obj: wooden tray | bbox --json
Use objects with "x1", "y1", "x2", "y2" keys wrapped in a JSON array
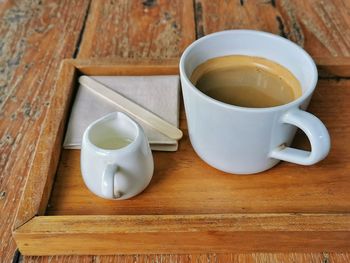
[{"x1": 13, "y1": 58, "x2": 350, "y2": 255}]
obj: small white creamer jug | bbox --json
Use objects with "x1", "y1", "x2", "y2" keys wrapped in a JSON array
[{"x1": 81, "y1": 112, "x2": 154, "y2": 200}]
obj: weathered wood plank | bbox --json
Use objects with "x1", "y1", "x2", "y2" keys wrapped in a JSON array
[
  {"x1": 19, "y1": 0, "x2": 350, "y2": 261},
  {"x1": 195, "y1": 0, "x2": 350, "y2": 59},
  {"x1": 24, "y1": 253, "x2": 350, "y2": 263},
  {"x1": 78, "y1": 0, "x2": 195, "y2": 58},
  {"x1": 0, "y1": 0, "x2": 90, "y2": 262}
]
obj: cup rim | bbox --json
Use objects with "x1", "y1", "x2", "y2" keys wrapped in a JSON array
[
  {"x1": 179, "y1": 29, "x2": 318, "y2": 113},
  {"x1": 84, "y1": 111, "x2": 141, "y2": 154}
]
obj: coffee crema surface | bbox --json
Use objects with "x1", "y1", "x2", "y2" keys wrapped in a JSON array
[{"x1": 190, "y1": 55, "x2": 302, "y2": 108}]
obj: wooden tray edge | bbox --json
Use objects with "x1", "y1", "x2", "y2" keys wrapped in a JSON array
[
  {"x1": 50, "y1": 56, "x2": 350, "y2": 77},
  {"x1": 314, "y1": 57, "x2": 350, "y2": 77},
  {"x1": 14, "y1": 213, "x2": 350, "y2": 255},
  {"x1": 13, "y1": 59, "x2": 78, "y2": 230}
]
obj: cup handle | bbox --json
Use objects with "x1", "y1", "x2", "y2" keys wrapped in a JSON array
[
  {"x1": 102, "y1": 164, "x2": 123, "y2": 199},
  {"x1": 269, "y1": 108, "x2": 330, "y2": 165}
]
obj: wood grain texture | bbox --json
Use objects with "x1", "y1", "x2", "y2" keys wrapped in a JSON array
[
  {"x1": 316, "y1": 57, "x2": 350, "y2": 77},
  {"x1": 17, "y1": 214, "x2": 350, "y2": 233},
  {"x1": 13, "y1": 60, "x2": 77, "y2": 230},
  {"x1": 46, "y1": 79, "x2": 350, "y2": 216},
  {"x1": 78, "y1": 0, "x2": 195, "y2": 59},
  {"x1": 13, "y1": 214, "x2": 350, "y2": 255},
  {"x1": 22, "y1": 253, "x2": 350, "y2": 263},
  {"x1": 0, "y1": 1, "x2": 90, "y2": 262},
  {"x1": 12, "y1": 0, "x2": 350, "y2": 261},
  {"x1": 23, "y1": 256, "x2": 92, "y2": 263},
  {"x1": 195, "y1": 0, "x2": 350, "y2": 75},
  {"x1": 71, "y1": 57, "x2": 180, "y2": 75}
]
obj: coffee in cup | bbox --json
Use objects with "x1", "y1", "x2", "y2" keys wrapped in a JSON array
[{"x1": 190, "y1": 55, "x2": 302, "y2": 108}]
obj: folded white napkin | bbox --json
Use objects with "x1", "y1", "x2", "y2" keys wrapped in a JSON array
[{"x1": 63, "y1": 75, "x2": 180, "y2": 151}]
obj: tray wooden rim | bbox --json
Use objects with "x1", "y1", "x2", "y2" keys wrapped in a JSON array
[{"x1": 13, "y1": 58, "x2": 350, "y2": 255}]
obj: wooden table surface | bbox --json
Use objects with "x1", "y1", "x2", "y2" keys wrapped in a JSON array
[{"x1": 1, "y1": 0, "x2": 350, "y2": 262}]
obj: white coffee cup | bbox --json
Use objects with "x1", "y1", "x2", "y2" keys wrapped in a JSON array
[
  {"x1": 81, "y1": 112, "x2": 154, "y2": 199},
  {"x1": 180, "y1": 30, "x2": 330, "y2": 174}
]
